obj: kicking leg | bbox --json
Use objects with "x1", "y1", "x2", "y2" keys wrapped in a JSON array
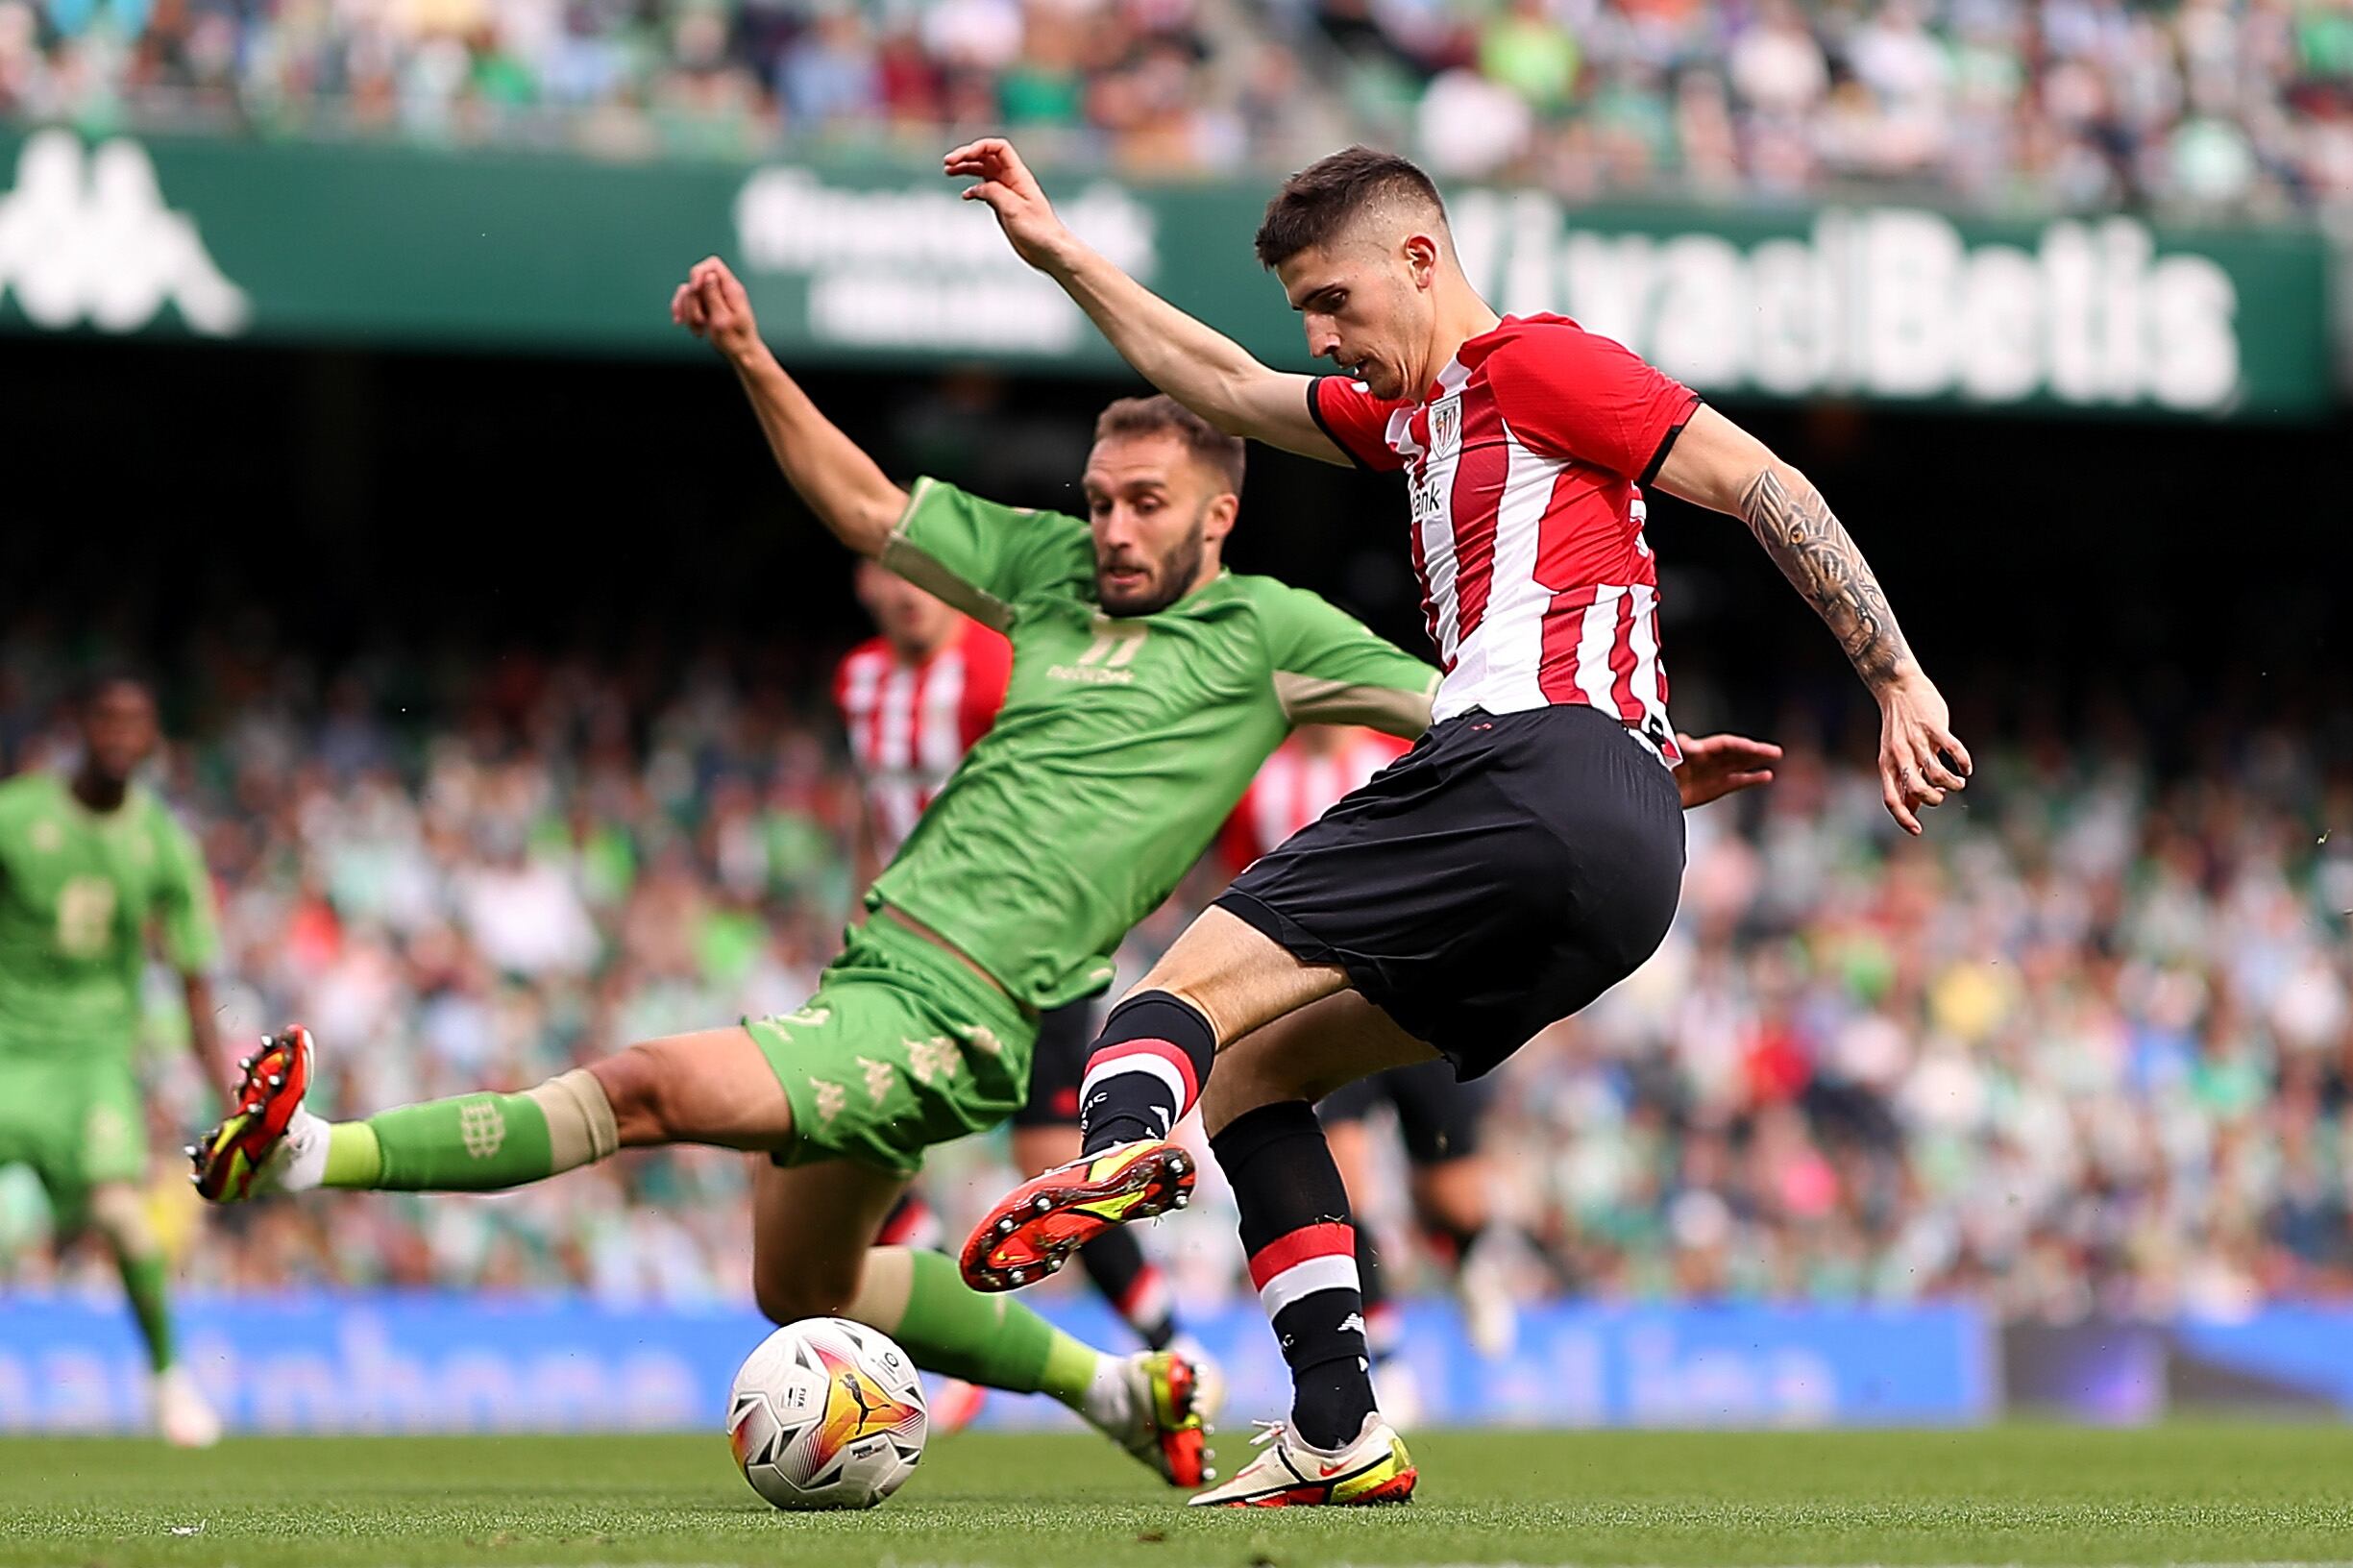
[
  {"x1": 193, "y1": 1024, "x2": 790, "y2": 1201},
  {"x1": 962, "y1": 908, "x2": 1345, "y2": 1289},
  {"x1": 751, "y1": 1157, "x2": 1210, "y2": 1486}
]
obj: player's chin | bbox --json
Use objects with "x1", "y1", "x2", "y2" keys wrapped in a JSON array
[{"x1": 1096, "y1": 577, "x2": 1160, "y2": 617}]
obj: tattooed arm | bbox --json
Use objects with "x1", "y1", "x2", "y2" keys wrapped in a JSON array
[{"x1": 1654, "y1": 405, "x2": 1972, "y2": 835}]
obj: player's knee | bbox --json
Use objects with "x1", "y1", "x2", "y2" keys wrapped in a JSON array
[
  {"x1": 85, "y1": 1184, "x2": 157, "y2": 1259},
  {"x1": 1200, "y1": 1059, "x2": 1289, "y2": 1137}
]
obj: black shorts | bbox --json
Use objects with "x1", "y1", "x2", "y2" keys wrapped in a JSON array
[
  {"x1": 1318, "y1": 1057, "x2": 1494, "y2": 1164},
  {"x1": 1216, "y1": 703, "x2": 1685, "y2": 1080},
  {"x1": 1013, "y1": 999, "x2": 1099, "y2": 1128}
]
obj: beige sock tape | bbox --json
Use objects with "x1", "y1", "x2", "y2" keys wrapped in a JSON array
[
  {"x1": 527, "y1": 1068, "x2": 621, "y2": 1172},
  {"x1": 839, "y1": 1244, "x2": 916, "y2": 1334}
]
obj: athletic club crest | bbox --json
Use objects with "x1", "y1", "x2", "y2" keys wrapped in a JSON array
[{"x1": 1429, "y1": 396, "x2": 1462, "y2": 458}]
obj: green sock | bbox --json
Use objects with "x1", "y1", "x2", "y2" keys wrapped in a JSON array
[
  {"x1": 118, "y1": 1253, "x2": 176, "y2": 1374},
  {"x1": 351, "y1": 1091, "x2": 557, "y2": 1192},
  {"x1": 322, "y1": 1123, "x2": 382, "y2": 1188},
  {"x1": 895, "y1": 1250, "x2": 1106, "y2": 1411}
]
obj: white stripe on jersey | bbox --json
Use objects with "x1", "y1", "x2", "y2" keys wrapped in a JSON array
[
  {"x1": 1572, "y1": 586, "x2": 1626, "y2": 715},
  {"x1": 876, "y1": 666, "x2": 919, "y2": 774},
  {"x1": 1432, "y1": 428, "x2": 1563, "y2": 723},
  {"x1": 918, "y1": 653, "x2": 967, "y2": 780},
  {"x1": 1625, "y1": 584, "x2": 1671, "y2": 746}
]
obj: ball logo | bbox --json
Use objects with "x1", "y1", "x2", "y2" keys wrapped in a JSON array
[{"x1": 804, "y1": 1341, "x2": 922, "y2": 1482}]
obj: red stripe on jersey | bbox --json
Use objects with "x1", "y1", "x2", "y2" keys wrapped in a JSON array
[
  {"x1": 1405, "y1": 504, "x2": 1439, "y2": 671},
  {"x1": 1085, "y1": 1038, "x2": 1200, "y2": 1111},
  {"x1": 1246, "y1": 1221, "x2": 1358, "y2": 1290},
  {"x1": 1537, "y1": 584, "x2": 1599, "y2": 707},
  {"x1": 1606, "y1": 586, "x2": 1643, "y2": 727},
  {"x1": 1446, "y1": 391, "x2": 1510, "y2": 647},
  {"x1": 956, "y1": 621, "x2": 1013, "y2": 748}
]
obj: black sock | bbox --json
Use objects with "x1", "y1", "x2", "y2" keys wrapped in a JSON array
[
  {"x1": 1078, "y1": 993, "x2": 1217, "y2": 1156},
  {"x1": 1211, "y1": 1100, "x2": 1375, "y2": 1450},
  {"x1": 876, "y1": 1189, "x2": 943, "y2": 1252},
  {"x1": 1429, "y1": 1216, "x2": 1486, "y2": 1270},
  {"x1": 1079, "y1": 1229, "x2": 1177, "y2": 1350}
]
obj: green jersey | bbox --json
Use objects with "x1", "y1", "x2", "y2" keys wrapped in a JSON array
[
  {"x1": 875, "y1": 478, "x2": 1438, "y2": 1011},
  {"x1": 0, "y1": 773, "x2": 218, "y2": 1059}
]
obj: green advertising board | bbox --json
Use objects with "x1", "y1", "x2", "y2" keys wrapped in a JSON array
[{"x1": 0, "y1": 126, "x2": 2333, "y2": 418}]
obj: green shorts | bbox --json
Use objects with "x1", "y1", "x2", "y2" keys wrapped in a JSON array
[
  {"x1": 744, "y1": 915, "x2": 1038, "y2": 1176},
  {"x1": 0, "y1": 1053, "x2": 147, "y2": 1226}
]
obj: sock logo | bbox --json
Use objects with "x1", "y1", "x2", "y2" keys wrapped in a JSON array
[{"x1": 459, "y1": 1101, "x2": 507, "y2": 1160}]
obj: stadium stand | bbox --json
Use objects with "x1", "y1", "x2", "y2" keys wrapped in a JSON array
[{"x1": 6, "y1": 0, "x2": 2352, "y2": 204}]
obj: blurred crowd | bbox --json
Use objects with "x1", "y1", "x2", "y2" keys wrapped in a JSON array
[
  {"x1": 6, "y1": 0, "x2": 2353, "y2": 208},
  {"x1": 0, "y1": 635, "x2": 2349, "y2": 1324}
]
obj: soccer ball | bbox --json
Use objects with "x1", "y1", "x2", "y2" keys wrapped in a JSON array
[{"x1": 727, "y1": 1317, "x2": 929, "y2": 1510}]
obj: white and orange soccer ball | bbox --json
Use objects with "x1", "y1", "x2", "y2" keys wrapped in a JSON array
[{"x1": 727, "y1": 1318, "x2": 929, "y2": 1510}]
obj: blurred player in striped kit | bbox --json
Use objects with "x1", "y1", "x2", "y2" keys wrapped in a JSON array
[{"x1": 837, "y1": 563, "x2": 1213, "y2": 1429}]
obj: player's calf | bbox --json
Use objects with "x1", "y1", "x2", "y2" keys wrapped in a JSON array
[
  {"x1": 1211, "y1": 1100, "x2": 1377, "y2": 1452},
  {"x1": 1075, "y1": 993, "x2": 1217, "y2": 1155}
]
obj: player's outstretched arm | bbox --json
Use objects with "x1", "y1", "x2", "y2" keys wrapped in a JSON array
[
  {"x1": 672, "y1": 256, "x2": 907, "y2": 557},
  {"x1": 1674, "y1": 732, "x2": 1781, "y2": 810},
  {"x1": 1654, "y1": 405, "x2": 1971, "y2": 835},
  {"x1": 944, "y1": 138, "x2": 1344, "y2": 465}
]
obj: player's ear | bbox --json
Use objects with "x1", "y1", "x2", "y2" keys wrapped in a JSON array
[
  {"x1": 1403, "y1": 232, "x2": 1440, "y2": 285},
  {"x1": 1205, "y1": 491, "x2": 1240, "y2": 543}
]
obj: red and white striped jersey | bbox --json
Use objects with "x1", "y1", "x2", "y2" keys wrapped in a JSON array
[
  {"x1": 1310, "y1": 314, "x2": 1698, "y2": 767},
  {"x1": 1223, "y1": 727, "x2": 1412, "y2": 870},
  {"x1": 833, "y1": 620, "x2": 1014, "y2": 861}
]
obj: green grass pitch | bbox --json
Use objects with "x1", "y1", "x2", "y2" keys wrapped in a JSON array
[{"x1": 5, "y1": 1425, "x2": 2353, "y2": 1567}]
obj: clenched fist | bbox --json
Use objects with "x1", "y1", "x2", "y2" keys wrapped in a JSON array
[{"x1": 671, "y1": 256, "x2": 766, "y2": 365}]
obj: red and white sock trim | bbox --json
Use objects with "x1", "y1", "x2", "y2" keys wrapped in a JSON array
[
  {"x1": 1247, "y1": 1221, "x2": 1360, "y2": 1318},
  {"x1": 1117, "y1": 1263, "x2": 1173, "y2": 1333},
  {"x1": 1078, "y1": 1039, "x2": 1201, "y2": 1136},
  {"x1": 877, "y1": 1197, "x2": 942, "y2": 1251}
]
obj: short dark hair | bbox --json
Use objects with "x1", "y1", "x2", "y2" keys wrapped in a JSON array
[
  {"x1": 75, "y1": 666, "x2": 154, "y2": 711},
  {"x1": 1253, "y1": 146, "x2": 1448, "y2": 270},
  {"x1": 1092, "y1": 395, "x2": 1246, "y2": 497}
]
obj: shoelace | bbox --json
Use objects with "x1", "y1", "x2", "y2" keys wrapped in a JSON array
[{"x1": 1244, "y1": 1419, "x2": 1289, "y2": 1450}]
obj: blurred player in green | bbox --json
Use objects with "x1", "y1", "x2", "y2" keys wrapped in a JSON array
[{"x1": 0, "y1": 674, "x2": 225, "y2": 1446}]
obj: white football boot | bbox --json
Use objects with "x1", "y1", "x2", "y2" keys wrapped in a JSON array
[
  {"x1": 1188, "y1": 1411, "x2": 1415, "y2": 1507},
  {"x1": 155, "y1": 1365, "x2": 221, "y2": 1449}
]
